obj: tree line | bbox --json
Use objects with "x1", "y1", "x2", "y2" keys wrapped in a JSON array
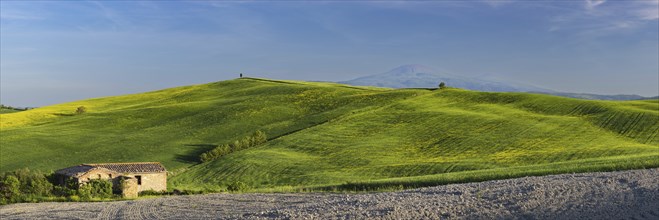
[
  {"x1": 0, "y1": 104, "x2": 32, "y2": 111},
  {"x1": 0, "y1": 168, "x2": 114, "y2": 204},
  {"x1": 200, "y1": 131, "x2": 267, "y2": 163}
]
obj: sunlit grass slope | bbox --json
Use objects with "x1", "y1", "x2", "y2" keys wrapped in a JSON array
[
  {"x1": 0, "y1": 78, "x2": 398, "y2": 172},
  {"x1": 169, "y1": 83, "x2": 659, "y2": 190},
  {"x1": 1, "y1": 78, "x2": 658, "y2": 191}
]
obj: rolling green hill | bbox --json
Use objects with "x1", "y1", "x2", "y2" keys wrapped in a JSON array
[{"x1": 1, "y1": 78, "x2": 658, "y2": 191}]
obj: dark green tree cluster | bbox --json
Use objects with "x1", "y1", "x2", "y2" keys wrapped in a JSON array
[
  {"x1": 227, "y1": 181, "x2": 249, "y2": 192},
  {"x1": 0, "y1": 104, "x2": 29, "y2": 111},
  {"x1": 77, "y1": 179, "x2": 113, "y2": 200},
  {"x1": 75, "y1": 106, "x2": 88, "y2": 114},
  {"x1": 200, "y1": 130, "x2": 267, "y2": 163},
  {"x1": 0, "y1": 168, "x2": 53, "y2": 204},
  {"x1": 0, "y1": 168, "x2": 115, "y2": 204}
]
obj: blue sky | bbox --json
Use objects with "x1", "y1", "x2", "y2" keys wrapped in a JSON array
[{"x1": 1, "y1": 0, "x2": 658, "y2": 106}]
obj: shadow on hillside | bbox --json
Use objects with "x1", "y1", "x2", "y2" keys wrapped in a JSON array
[
  {"x1": 398, "y1": 88, "x2": 437, "y2": 91},
  {"x1": 52, "y1": 113, "x2": 75, "y2": 116},
  {"x1": 175, "y1": 144, "x2": 218, "y2": 163}
]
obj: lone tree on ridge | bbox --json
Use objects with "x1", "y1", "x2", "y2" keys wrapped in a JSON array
[{"x1": 439, "y1": 82, "x2": 446, "y2": 89}]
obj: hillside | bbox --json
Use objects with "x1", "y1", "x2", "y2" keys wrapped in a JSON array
[
  {"x1": 1, "y1": 78, "x2": 658, "y2": 191},
  {"x1": 531, "y1": 92, "x2": 650, "y2": 101}
]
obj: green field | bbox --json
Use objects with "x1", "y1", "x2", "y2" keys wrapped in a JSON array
[
  {"x1": 0, "y1": 106, "x2": 23, "y2": 114},
  {"x1": 1, "y1": 78, "x2": 658, "y2": 191}
]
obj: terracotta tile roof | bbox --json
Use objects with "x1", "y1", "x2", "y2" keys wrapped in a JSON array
[
  {"x1": 86, "y1": 162, "x2": 167, "y2": 173},
  {"x1": 55, "y1": 162, "x2": 166, "y2": 177},
  {"x1": 54, "y1": 165, "x2": 116, "y2": 178}
]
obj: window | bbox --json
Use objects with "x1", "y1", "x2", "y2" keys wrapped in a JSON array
[
  {"x1": 109, "y1": 174, "x2": 112, "y2": 178},
  {"x1": 136, "y1": 175, "x2": 142, "y2": 185},
  {"x1": 98, "y1": 174, "x2": 102, "y2": 179}
]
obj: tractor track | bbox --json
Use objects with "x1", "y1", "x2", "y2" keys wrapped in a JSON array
[{"x1": 2, "y1": 168, "x2": 658, "y2": 219}]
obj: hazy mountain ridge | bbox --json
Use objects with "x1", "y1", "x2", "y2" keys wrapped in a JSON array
[
  {"x1": 340, "y1": 64, "x2": 553, "y2": 92},
  {"x1": 340, "y1": 65, "x2": 655, "y2": 100}
]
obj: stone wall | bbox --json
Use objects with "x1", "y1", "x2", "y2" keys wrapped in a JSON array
[
  {"x1": 121, "y1": 178, "x2": 139, "y2": 198},
  {"x1": 72, "y1": 170, "x2": 166, "y2": 195},
  {"x1": 62, "y1": 169, "x2": 167, "y2": 196},
  {"x1": 123, "y1": 172, "x2": 167, "y2": 192},
  {"x1": 76, "y1": 169, "x2": 119, "y2": 184}
]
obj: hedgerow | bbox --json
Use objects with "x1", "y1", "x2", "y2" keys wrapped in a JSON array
[{"x1": 199, "y1": 130, "x2": 267, "y2": 163}]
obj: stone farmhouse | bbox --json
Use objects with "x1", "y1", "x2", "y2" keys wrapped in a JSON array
[{"x1": 54, "y1": 162, "x2": 167, "y2": 198}]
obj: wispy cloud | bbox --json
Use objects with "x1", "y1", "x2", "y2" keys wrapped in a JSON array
[
  {"x1": 0, "y1": 12, "x2": 42, "y2": 20},
  {"x1": 0, "y1": 9, "x2": 43, "y2": 21},
  {"x1": 89, "y1": 1, "x2": 128, "y2": 31},
  {"x1": 548, "y1": 0, "x2": 657, "y2": 36},
  {"x1": 585, "y1": 0, "x2": 606, "y2": 10},
  {"x1": 191, "y1": 1, "x2": 255, "y2": 8},
  {"x1": 482, "y1": 0, "x2": 516, "y2": 8},
  {"x1": 634, "y1": 0, "x2": 659, "y2": 20}
]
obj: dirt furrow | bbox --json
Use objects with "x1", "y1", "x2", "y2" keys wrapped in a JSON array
[{"x1": 1, "y1": 168, "x2": 657, "y2": 219}]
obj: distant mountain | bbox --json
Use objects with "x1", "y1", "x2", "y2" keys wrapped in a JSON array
[
  {"x1": 340, "y1": 64, "x2": 655, "y2": 101},
  {"x1": 639, "y1": 96, "x2": 659, "y2": 100},
  {"x1": 339, "y1": 64, "x2": 553, "y2": 93}
]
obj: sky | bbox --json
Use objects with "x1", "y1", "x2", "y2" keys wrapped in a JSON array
[{"x1": 1, "y1": 0, "x2": 658, "y2": 107}]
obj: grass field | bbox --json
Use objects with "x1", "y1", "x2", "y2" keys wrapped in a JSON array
[
  {"x1": 1, "y1": 78, "x2": 657, "y2": 191},
  {"x1": 0, "y1": 106, "x2": 24, "y2": 114}
]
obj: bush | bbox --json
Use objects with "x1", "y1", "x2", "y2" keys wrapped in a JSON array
[
  {"x1": 0, "y1": 168, "x2": 53, "y2": 204},
  {"x1": 219, "y1": 144, "x2": 230, "y2": 155},
  {"x1": 139, "y1": 190, "x2": 159, "y2": 196},
  {"x1": 52, "y1": 185, "x2": 76, "y2": 197},
  {"x1": 139, "y1": 189, "x2": 167, "y2": 196},
  {"x1": 231, "y1": 140, "x2": 242, "y2": 151},
  {"x1": 77, "y1": 179, "x2": 112, "y2": 200},
  {"x1": 240, "y1": 138, "x2": 251, "y2": 150},
  {"x1": 253, "y1": 130, "x2": 267, "y2": 144},
  {"x1": 0, "y1": 168, "x2": 121, "y2": 204},
  {"x1": 0, "y1": 175, "x2": 21, "y2": 204},
  {"x1": 227, "y1": 181, "x2": 249, "y2": 192},
  {"x1": 88, "y1": 179, "x2": 113, "y2": 198},
  {"x1": 68, "y1": 195, "x2": 81, "y2": 202},
  {"x1": 10, "y1": 168, "x2": 53, "y2": 196},
  {"x1": 200, "y1": 153, "x2": 210, "y2": 163},
  {"x1": 171, "y1": 189, "x2": 205, "y2": 195},
  {"x1": 75, "y1": 106, "x2": 87, "y2": 114},
  {"x1": 77, "y1": 184, "x2": 93, "y2": 200}
]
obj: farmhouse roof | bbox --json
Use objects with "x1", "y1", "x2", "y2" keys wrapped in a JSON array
[
  {"x1": 55, "y1": 162, "x2": 166, "y2": 177},
  {"x1": 55, "y1": 165, "x2": 103, "y2": 178},
  {"x1": 86, "y1": 162, "x2": 167, "y2": 173}
]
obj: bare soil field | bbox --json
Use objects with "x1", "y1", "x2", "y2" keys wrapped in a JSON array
[{"x1": 2, "y1": 168, "x2": 658, "y2": 219}]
